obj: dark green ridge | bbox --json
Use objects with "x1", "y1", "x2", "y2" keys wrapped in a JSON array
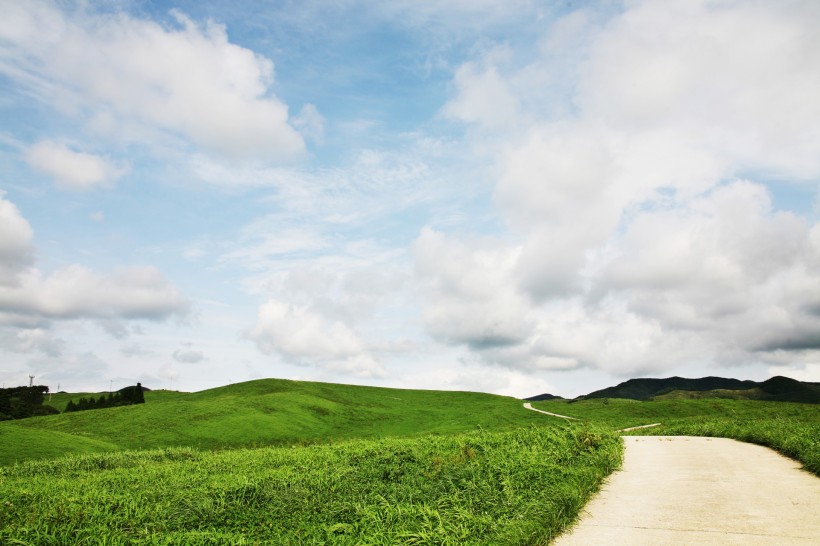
[{"x1": 531, "y1": 375, "x2": 820, "y2": 403}]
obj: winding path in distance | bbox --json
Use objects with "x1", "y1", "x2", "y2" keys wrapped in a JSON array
[
  {"x1": 552, "y1": 436, "x2": 820, "y2": 545},
  {"x1": 522, "y1": 402, "x2": 577, "y2": 420}
]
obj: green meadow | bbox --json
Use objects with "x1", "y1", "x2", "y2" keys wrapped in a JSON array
[
  {"x1": 0, "y1": 380, "x2": 621, "y2": 545},
  {"x1": 0, "y1": 425, "x2": 621, "y2": 545},
  {"x1": 1, "y1": 380, "x2": 546, "y2": 465},
  {"x1": 1, "y1": 379, "x2": 818, "y2": 544}
]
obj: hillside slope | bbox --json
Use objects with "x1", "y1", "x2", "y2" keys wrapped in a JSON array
[{"x1": 0, "y1": 378, "x2": 545, "y2": 465}]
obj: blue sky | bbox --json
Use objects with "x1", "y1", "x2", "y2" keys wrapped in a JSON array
[{"x1": 1, "y1": 0, "x2": 819, "y2": 397}]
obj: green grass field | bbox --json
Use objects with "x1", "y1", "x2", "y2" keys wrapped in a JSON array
[
  {"x1": 1, "y1": 379, "x2": 546, "y2": 466},
  {"x1": 0, "y1": 424, "x2": 620, "y2": 545},
  {"x1": 2, "y1": 378, "x2": 817, "y2": 544},
  {"x1": 532, "y1": 398, "x2": 820, "y2": 474}
]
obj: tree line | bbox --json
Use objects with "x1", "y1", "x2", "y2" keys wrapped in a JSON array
[
  {"x1": 0, "y1": 385, "x2": 59, "y2": 420},
  {"x1": 0, "y1": 383, "x2": 146, "y2": 421},
  {"x1": 65, "y1": 384, "x2": 145, "y2": 412}
]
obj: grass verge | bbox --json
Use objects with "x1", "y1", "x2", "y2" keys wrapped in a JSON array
[{"x1": 532, "y1": 398, "x2": 819, "y2": 475}]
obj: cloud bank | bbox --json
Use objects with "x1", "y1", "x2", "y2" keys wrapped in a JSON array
[{"x1": 417, "y1": 0, "x2": 820, "y2": 378}]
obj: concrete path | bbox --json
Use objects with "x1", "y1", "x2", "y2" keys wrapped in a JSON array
[
  {"x1": 618, "y1": 423, "x2": 661, "y2": 432},
  {"x1": 553, "y1": 436, "x2": 820, "y2": 545},
  {"x1": 522, "y1": 402, "x2": 577, "y2": 420}
]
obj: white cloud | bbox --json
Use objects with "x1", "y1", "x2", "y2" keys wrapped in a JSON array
[
  {"x1": 420, "y1": 0, "x2": 820, "y2": 380},
  {"x1": 27, "y1": 351, "x2": 111, "y2": 389},
  {"x1": 121, "y1": 343, "x2": 157, "y2": 359},
  {"x1": 442, "y1": 60, "x2": 519, "y2": 129},
  {"x1": 0, "y1": 193, "x2": 188, "y2": 327},
  {"x1": 173, "y1": 348, "x2": 205, "y2": 363},
  {"x1": 0, "y1": 3, "x2": 305, "y2": 162},
  {"x1": 0, "y1": 193, "x2": 34, "y2": 285},
  {"x1": 578, "y1": 0, "x2": 820, "y2": 179},
  {"x1": 12, "y1": 328, "x2": 65, "y2": 357},
  {"x1": 0, "y1": 265, "x2": 188, "y2": 322},
  {"x1": 246, "y1": 299, "x2": 384, "y2": 377},
  {"x1": 414, "y1": 227, "x2": 531, "y2": 349},
  {"x1": 398, "y1": 355, "x2": 562, "y2": 399},
  {"x1": 24, "y1": 140, "x2": 126, "y2": 191}
]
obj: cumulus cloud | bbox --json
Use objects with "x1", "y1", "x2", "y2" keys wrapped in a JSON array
[
  {"x1": 414, "y1": 227, "x2": 531, "y2": 349},
  {"x1": 0, "y1": 3, "x2": 305, "y2": 162},
  {"x1": 0, "y1": 265, "x2": 188, "y2": 321},
  {"x1": 420, "y1": 0, "x2": 820, "y2": 378},
  {"x1": 246, "y1": 299, "x2": 385, "y2": 377},
  {"x1": 578, "y1": 0, "x2": 820, "y2": 179},
  {"x1": 0, "y1": 193, "x2": 188, "y2": 328},
  {"x1": 24, "y1": 140, "x2": 127, "y2": 191},
  {"x1": 0, "y1": 193, "x2": 34, "y2": 285}
]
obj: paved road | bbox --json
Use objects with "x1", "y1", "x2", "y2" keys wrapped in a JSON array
[{"x1": 553, "y1": 436, "x2": 820, "y2": 545}]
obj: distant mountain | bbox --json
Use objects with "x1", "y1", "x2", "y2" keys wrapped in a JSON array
[
  {"x1": 756, "y1": 376, "x2": 820, "y2": 403},
  {"x1": 581, "y1": 376, "x2": 758, "y2": 401},
  {"x1": 523, "y1": 393, "x2": 564, "y2": 401},
  {"x1": 526, "y1": 375, "x2": 820, "y2": 403},
  {"x1": 653, "y1": 377, "x2": 820, "y2": 404}
]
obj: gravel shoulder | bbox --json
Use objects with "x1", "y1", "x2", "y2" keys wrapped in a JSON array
[{"x1": 552, "y1": 436, "x2": 820, "y2": 545}]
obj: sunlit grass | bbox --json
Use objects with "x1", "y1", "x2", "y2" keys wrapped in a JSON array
[
  {"x1": 1, "y1": 379, "x2": 546, "y2": 466},
  {"x1": 0, "y1": 424, "x2": 621, "y2": 545}
]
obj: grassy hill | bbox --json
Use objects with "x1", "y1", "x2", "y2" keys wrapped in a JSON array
[
  {"x1": 0, "y1": 379, "x2": 545, "y2": 466},
  {"x1": 0, "y1": 378, "x2": 622, "y2": 544}
]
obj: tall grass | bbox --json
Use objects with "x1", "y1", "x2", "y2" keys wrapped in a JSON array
[{"x1": 0, "y1": 424, "x2": 621, "y2": 545}]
